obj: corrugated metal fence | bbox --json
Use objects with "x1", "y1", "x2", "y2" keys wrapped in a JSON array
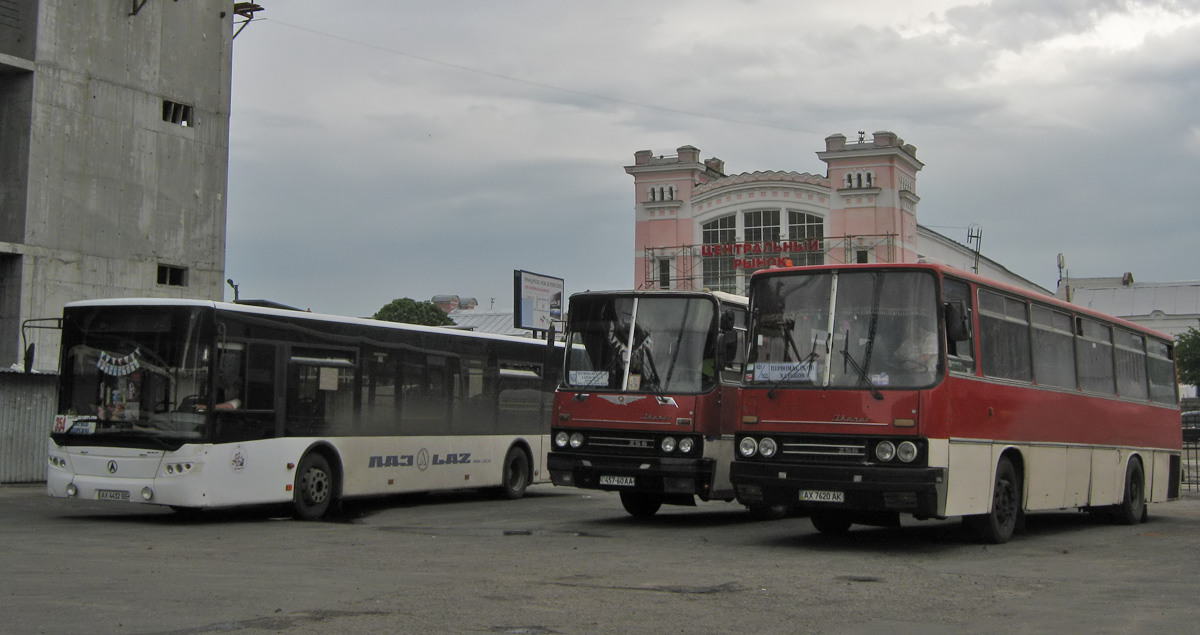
[{"x1": 0, "y1": 372, "x2": 56, "y2": 483}]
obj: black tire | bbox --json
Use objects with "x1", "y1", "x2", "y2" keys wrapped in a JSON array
[
  {"x1": 1112, "y1": 459, "x2": 1145, "y2": 526},
  {"x1": 964, "y1": 457, "x2": 1021, "y2": 544},
  {"x1": 497, "y1": 447, "x2": 530, "y2": 500},
  {"x1": 293, "y1": 453, "x2": 334, "y2": 521},
  {"x1": 169, "y1": 506, "x2": 202, "y2": 519},
  {"x1": 810, "y1": 511, "x2": 852, "y2": 535},
  {"x1": 620, "y1": 491, "x2": 662, "y2": 517},
  {"x1": 747, "y1": 504, "x2": 790, "y2": 520}
]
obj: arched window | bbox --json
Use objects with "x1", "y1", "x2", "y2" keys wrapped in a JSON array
[
  {"x1": 855, "y1": 173, "x2": 863, "y2": 188},
  {"x1": 649, "y1": 187, "x2": 656, "y2": 201},
  {"x1": 866, "y1": 172, "x2": 873, "y2": 187},
  {"x1": 788, "y1": 211, "x2": 824, "y2": 266}
]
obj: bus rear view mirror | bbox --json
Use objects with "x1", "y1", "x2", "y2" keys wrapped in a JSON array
[{"x1": 944, "y1": 301, "x2": 972, "y2": 342}]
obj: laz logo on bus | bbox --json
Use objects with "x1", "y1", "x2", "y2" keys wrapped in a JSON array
[{"x1": 367, "y1": 450, "x2": 472, "y2": 471}]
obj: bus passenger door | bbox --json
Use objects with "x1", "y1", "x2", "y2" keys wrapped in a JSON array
[{"x1": 212, "y1": 341, "x2": 279, "y2": 443}]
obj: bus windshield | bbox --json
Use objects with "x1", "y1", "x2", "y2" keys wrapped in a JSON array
[
  {"x1": 748, "y1": 270, "x2": 939, "y2": 390},
  {"x1": 54, "y1": 305, "x2": 212, "y2": 447},
  {"x1": 563, "y1": 295, "x2": 717, "y2": 394}
]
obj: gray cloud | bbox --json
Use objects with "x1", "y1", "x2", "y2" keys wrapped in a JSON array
[{"x1": 224, "y1": 1, "x2": 1200, "y2": 317}]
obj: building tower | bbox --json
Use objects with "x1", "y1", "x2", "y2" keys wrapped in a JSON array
[
  {"x1": 625, "y1": 146, "x2": 726, "y2": 291},
  {"x1": 817, "y1": 131, "x2": 924, "y2": 264},
  {"x1": 0, "y1": 1, "x2": 241, "y2": 370}
]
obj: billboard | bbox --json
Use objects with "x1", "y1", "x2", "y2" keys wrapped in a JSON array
[{"x1": 513, "y1": 270, "x2": 563, "y2": 332}]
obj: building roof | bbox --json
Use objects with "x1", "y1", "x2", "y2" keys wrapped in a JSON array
[
  {"x1": 1065, "y1": 279, "x2": 1200, "y2": 319},
  {"x1": 448, "y1": 308, "x2": 533, "y2": 337}
]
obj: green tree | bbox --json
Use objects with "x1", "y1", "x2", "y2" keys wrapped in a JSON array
[
  {"x1": 373, "y1": 298, "x2": 455, "y2": 327},
  {"x1": 1177, "y1": 327, "x2": 1200, "y2": 386}
]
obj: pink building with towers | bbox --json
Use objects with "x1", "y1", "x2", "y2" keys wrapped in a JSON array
[{"x1": 624, "y1": 131, "x2": 1026, "y2": 295}]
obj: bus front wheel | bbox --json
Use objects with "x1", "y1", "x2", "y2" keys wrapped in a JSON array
[
  {"x1": 293, "y1": 453, "x2": 334, "y2": 520},
  {"x1": 496, "y1": 447, "x2": 530, "y2": 500},
  {"x1": 964, "y1": 457, "x2": 1021, "y2": 544},
  {"x1": 810, "y1": 511, "x2": 852, "y2": 535},
  {"x1": 1112, "y1": 459, "x2": 1146, "y2": 525},
  {"x1": 620, "y1": 492, "x2": 662, "y2": 517}
]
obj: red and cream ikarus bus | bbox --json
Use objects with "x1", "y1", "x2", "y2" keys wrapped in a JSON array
[
  {"x1": 548, "y1": 290, "x2": 760, "y2": 517},
  {"x1": 730, "y1": 263, "x2": 1181, "y2": 543}
]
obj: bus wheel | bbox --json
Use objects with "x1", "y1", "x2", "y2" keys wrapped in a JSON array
[
  {"x1": 620, "y1": 492, "x2": 662, "y2": 517},
  {"x1": 965, "y1": 457, "x2": 1020, "y2": 544},
  {"x1": 810, "y1": 511, "x2": 852, "y2": 535},
  {"x1": 293, "y1": 453, "x2": 334, "y2": 520},
  {"x1": 1112, "y1": 459, "x2": 1145, "y2": 526},
  {"x1": 497, "y1": 447, "x2": 530, "y2": 500},
  {"x1": 747, "y1": 504, "x2": 790, "y2": 520}
]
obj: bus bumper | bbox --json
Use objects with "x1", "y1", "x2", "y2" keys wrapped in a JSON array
[
  {"x1": 548, "y1": 451, "x2": 720, "y2": 499},
  {"x1": 46, "y1": 468, "x2": 206, "y2": 509},
  {"x1": 730, "y1": 461, "x2": 948, "y2": 518}
]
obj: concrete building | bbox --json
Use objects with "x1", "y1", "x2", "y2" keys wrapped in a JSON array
[
  {"x1": 0, "y1": 0, "x2": 243, "y2": 371},
  {"x1": 626, "y1": 131, "x2": 1048, "y2": 296},
  {"x1": 1058, "y1": 275, "x2": 1200, "y2": 339}
]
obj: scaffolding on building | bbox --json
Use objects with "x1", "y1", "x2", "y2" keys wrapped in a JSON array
[{"x1": 642, "y1": 234, "x2": 901, "y2": 296}]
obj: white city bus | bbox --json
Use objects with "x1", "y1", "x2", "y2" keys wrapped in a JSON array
[{"x1": 47, "y1": 299, "x2": 559, "y2": 519}]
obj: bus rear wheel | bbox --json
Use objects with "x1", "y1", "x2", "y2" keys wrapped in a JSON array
[
  {"x1": 964, "y1": 457, "x2": 1020, "y2": 544},
  {"x1": 620, "y1": 492, "x2": 662, "y2": 517},
  {"x1": 496, "y1": 447, "x2": 530, "y2": 500},
  {"x1": 293, "y1": 453, "x2": 334, "y2": 520},
  {"x1": 1112, "y1": 459, "x2": 1146, "y2": 525}
]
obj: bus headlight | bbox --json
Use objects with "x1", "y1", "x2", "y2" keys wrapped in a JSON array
[
  {"x1": 554, "y1": 432, "x2": 570, "y2": 448},
  {"x1": 739, "y1": 437, "x2": 759, "y2": 458},
  {"x1": 897, "y1": 441, "x2": 918, "y2": 463},
  {"x1": 65, "y1": 483, "x2": 77, "y2": 497},
  {"x1": 758, "y1": 437, "x2": 778, "y2": 458},
  {"x1": 661, "y1": 436, "x2": 677, "y2": 453},
  {"x1": 874, "y1": 440, "x2": 896, "y2": 462},
  {"x1": 569, "y1": 432, "x2": 585, "y2": 448},
  {"x1": 141, "y1": 487, "x2": 154, "y2": 501},
  {"x1": 678, "y1": 437, "x2": 695, "y2": 454}
]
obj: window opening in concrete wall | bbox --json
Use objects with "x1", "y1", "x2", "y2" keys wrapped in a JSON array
[
  {"x1": 157, "y1": 264, "x2": 188, "y2": 287},
  {"x1": 162, "y1": 100, "x2": 193, "y2": 127}
]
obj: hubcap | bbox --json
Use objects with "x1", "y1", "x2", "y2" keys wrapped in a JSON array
[{"x1": 303, "y1": 468, "x2": 330, "y2": 504}]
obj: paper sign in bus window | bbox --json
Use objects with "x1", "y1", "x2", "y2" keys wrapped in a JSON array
[{"x1": 753, "y1": 361, "x2": 818, "y2": 383}]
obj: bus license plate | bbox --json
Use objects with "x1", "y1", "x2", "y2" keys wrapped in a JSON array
[
  {"x1": 599, "y1": 475, "x2": 635, "y2": 487},
  {"x1": 799, "y1": 490, "x2": 844, "y2": 503},
  {"x1": 97, "y1": 489, "x2": 130, "y2": 502}
]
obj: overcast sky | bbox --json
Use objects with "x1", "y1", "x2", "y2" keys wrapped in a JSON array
[{"x1": 224, "y1": 0, "x2": 1200, "y2": 317}]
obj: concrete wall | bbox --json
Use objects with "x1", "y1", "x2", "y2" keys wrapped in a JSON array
[{"x1": 1, "y1": 0, "x2": 233, "y2": 372}]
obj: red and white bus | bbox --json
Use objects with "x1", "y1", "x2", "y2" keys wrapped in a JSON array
[
  {"x1": 47, "y1": 299, "x2": 559, "y2": 519},
  {"x1": 730, "y1": 263, "x2": 1181, "y2": 542},
  {"x1": 548, "y1": 290, "x2": 761, "y2": 516}
]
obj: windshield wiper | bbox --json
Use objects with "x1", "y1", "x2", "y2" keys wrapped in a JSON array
[
  {"x1": 841, "y1": 336, "x2": 883, "y2": 401},
  {"x1": 768, "y1": 331, "x2": 826, "y2": 398}
]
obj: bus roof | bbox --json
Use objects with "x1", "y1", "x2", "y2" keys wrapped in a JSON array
[
  {"x1": 749, "y1": 263, "x2": 1174, "y2": 342},
  {"x1": 63, "y1": 298, "x2": 557, "y2": 347},
  {"x1": 567, "y1": 289, "x2": 748, "y2": 307}
]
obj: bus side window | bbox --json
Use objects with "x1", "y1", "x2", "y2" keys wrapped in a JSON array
[
  {"x1": 361, "y1": 350, "x2": 398, "y2": 435},
  {"x1": 401, "y1": 352, "x2": 451, "y2": 434},
  {"x1": 942, "y1": 279, "x2": 975, "y2": 374},
  {"x1": 286, "y1": 350, "x2": 356, "y2": 437}
]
